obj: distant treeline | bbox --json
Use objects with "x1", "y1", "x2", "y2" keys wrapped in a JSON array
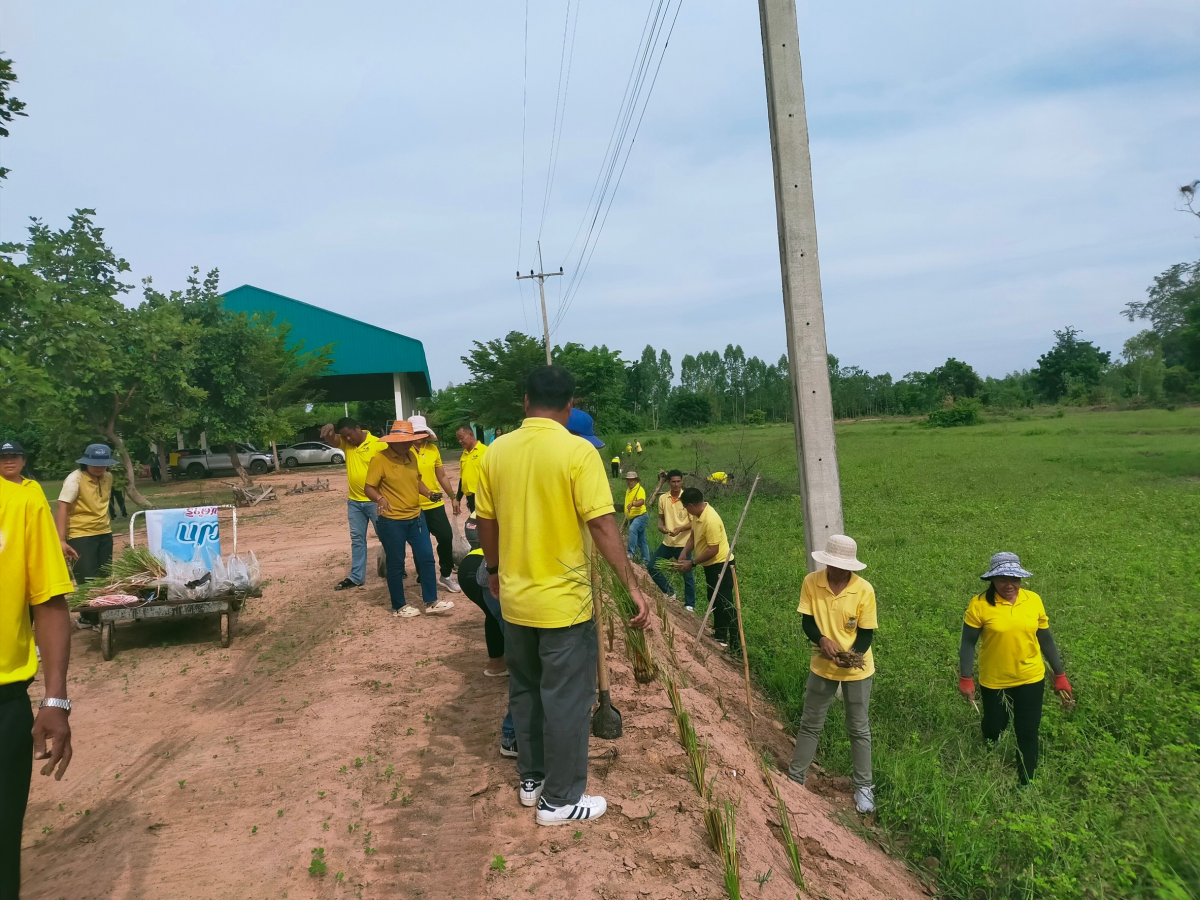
[{"x1": 433, "y1": 255, "x2": 1200, "y2": 432}]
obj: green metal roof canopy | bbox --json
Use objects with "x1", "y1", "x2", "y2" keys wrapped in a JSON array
[{"x1": 221, "y1": 284, "x2": 432, "y2": 411}]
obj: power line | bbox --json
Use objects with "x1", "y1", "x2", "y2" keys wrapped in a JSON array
[
  {"x1": 536, "y1": 0, "x2": 583, "y2": 243},
  {"x1": 551, "y1": 0, "x2": 684, "y2": 333},
  {"x1": 514, "y1": 0, "x2": 532, "y2": 331}
]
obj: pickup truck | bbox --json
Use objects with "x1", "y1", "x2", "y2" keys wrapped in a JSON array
[{"x1": 173, "y1": 443, "x2": 274, "y2": 479}]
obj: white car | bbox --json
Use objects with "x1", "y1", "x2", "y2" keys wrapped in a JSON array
[{"x1": 280, "y1": 441, "x2": 345, "y2": 468}]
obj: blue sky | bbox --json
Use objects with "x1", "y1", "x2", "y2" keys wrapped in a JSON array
[{"x1": 2, "y1": 1, "x2": 1198, "y2": 387}]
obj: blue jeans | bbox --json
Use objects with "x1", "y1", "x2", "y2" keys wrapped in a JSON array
[
  {"x1": 347, "y1": 499, "x2": 379, "y2": 585},
  {"x1": 649, "y1": 543, "x2": 696, "y2": 607},
  {"x1": 376, "y1": 515, "x2": 438, "y2": 610},
  {"x1": 481, "y1": 586, "x2": 515, "y2": 745},
  {"x1": 627, "y1": 514, "x2": 650, "y2": 566}
]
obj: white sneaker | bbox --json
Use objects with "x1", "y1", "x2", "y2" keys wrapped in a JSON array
[
  {"x1": 424, "y1": 599, "x2": 455, "y2": 615},
  {"x1": 536, "y1": 794, "x2": 607, "y2": 826},
  {"x1": 854, "y1": 786, "x2": 875, "y2": 814},
  {"x1": 439, "y1": 574, "x2": 462, "y2": 593},
  {"x1": 519, "y1": 778, "x2": 544, "y2": 807},
  {"x1": 392, "y1": 606, "x2": 420, "y2": 618}
]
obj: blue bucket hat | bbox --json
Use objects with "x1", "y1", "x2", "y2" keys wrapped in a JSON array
[
  {"x1": 980, "y1": 551, "x2": 1032, "y2": 581},
  {"x1": 566, "y1": 408, "x2": 604, "y2": 448},
  {"x1": 77, "y1": 443, "x2": 117, "y2": 467}
]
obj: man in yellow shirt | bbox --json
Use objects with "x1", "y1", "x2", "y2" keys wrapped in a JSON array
[
  {"x1": 1, "y1": 477, "x2": 76, "y2": 894},
  {"x1": 476, "y1": 365, "x2": 650, "y2": 827},
  {"x1": 55, "y1": 443, "x2": 117, "y2": 581},
  {"x1": 623, "y1": 471, "x2": 649, "y2": 566},
  {"x1": 609, "y1": 454, "x2": 620, "y2": 478},
  {"x1": 455, "y1": 424, "x2": 487, "y2": 514},
  {"x1": 364, "y1": 421, "x2": 455, "y2": 619},
  {"x1": 410, "y1": 415, "x2": 461, "y2": 593},
  {"x1": 676, "y1": 487, "x2": 737, "y2": 647},
  {"x1": 648, "y1": 470, "x2": 696, "y2": 610},
  {"x1": 787, "y1": 534, "x2": 878, "y2": 814},
  {"x1": 320, "y1": 417, "x2": 389, "y2": 591},
  {"x1": 0, "y1": 440, "x2": 29, "y2": 487}
]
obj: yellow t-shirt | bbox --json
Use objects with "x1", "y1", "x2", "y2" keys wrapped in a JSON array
[
  {"x1": 414, "y1": 443, "x2": 445, "y2": 511},
  {"x1": 691, "y1": 504, "x2": 730, "y2": 565},
  {"x1": 624, "y1": 483, "x2": 647, "y2": 520},
  {"x1": 58, "y1": 468, "x2": 112, "y2": 539},
  {"x1": 635, "y1": 441, "x2": 642, "y2": 452},
  {"x1": 964, "y1": 589, "x2": 1049, "y2": 689},
  {"x1": 657, "y1": 492, "x2": 690, "y2": 548},
  {"x1": 708, "y1": 472, "x2": 728, "y2": 484},
  {"x1": 1, "y1": 478, "x2": 74, "y2": 685},
  {"x1": 610, "y1": 456, "x2": 620, "y2": 466},
  {"x1": 797, "y1": 569, "x2": 878, "y2": 682},
  {"x1": 459, "y1": 443, "x2": 487, "y2": 496},
  {"x1": 364, "y1": 449, "x2": 423, "y2": 521},
  {"x1": 475, "y1": 417, "x2": 615, "y2": 629},
  {"x1": 337, "y1": 431, "x2": 389, "y2": 502}
]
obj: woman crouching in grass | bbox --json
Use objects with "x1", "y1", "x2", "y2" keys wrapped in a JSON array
[{"x1": 959, "y1": 552, "x2": 1074, "y2": 785}]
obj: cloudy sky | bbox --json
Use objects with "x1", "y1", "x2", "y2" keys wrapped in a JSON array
[{"x1": 3, "y1": 1, "x2": 1198, "y2": 387}]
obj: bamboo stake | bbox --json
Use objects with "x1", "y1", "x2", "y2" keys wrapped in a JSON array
[
  {"x1": 695, "y1": 474, "x2": 761, "y2": 644},
  {"x1": 731, "y1": 568, "x2": 754, "y2": 739}
]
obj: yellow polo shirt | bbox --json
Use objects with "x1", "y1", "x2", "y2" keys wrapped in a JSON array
[
  {"x1": 337, "y1": 431, "x2": 389, "y2": 502},
  {"x1": 58, "y1": 468, "x2": 112, "y2": 539},
  {"x1": 475, "y1": 417, "x2": 614, "y2": 629},
  {"x1": 624, "y1": 483, "x2": 646, "y2": 520},
  {"x1": 965, "y1": 589, "x2": 1049, "y2": 689},
  {"x1": 658, "y1": 492, "x2": 690, "y2": 548},
  {"x1": 690, "y1": 504, "x2": 730, "y2": 565},
  {"x1": 798, "y1": 569, "x2": 878, "y2": 682},
  {"x1": 414, "y1": 443, "x2": 445, "y2": 511},
  {"x1": 459, "y1": 443, "x2": 487, "y2": 496},
  {"x1": 1, "y1": 478, "x2": 74, "y2": 685},
  {"x1": 364, "y1": 448, "x2": 423, "y2": 521}
]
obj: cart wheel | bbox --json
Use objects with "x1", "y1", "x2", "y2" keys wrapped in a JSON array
[
  {"x1": 220, "y1": 612, "x2": 232, "y2": 648},
  {"x1": 100, "y1": 623, "x2": 115, "y2": 661}
]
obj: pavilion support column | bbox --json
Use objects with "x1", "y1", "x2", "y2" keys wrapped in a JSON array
[{"x1": 392, "y1": 372, "x2": 407, "y2": 421}]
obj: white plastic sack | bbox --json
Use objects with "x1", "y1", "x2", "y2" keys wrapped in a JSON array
[
  {"x1": 161, "y1": 555, "x2": 214, "y2": 601},
  {"x1": 451, "y1": 525, "x2": 471, "y2": 565},
  {"x1": 225, "y1": 551, "x2": 262, "y2": 593}
]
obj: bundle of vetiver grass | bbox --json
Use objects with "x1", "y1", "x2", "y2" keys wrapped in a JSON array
[
  {"x1": 597, "y1": 558, "x2": 658, "y2": 684},
  {"x1": 68, "y1": 546, "x2": 166, "y2": 609}
]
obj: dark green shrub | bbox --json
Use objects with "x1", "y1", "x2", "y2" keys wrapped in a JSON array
[{"x1": 926, "y1": 398, "x2": 983, "y2": 428}]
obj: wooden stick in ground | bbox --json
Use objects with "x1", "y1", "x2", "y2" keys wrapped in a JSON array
[
  {"x1": 695, "y1": 473, "x2": 761, "y2": 644},
  {"x1": 731, "y1": 568, "x2": 754, "y2": 739}
]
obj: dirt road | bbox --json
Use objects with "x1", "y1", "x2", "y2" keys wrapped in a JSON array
[{"x1": 23, "y1": 469, "x2": 928, "y2": 900}]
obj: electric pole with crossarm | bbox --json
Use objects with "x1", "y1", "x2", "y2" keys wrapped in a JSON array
[{"x1": 516, "y1": 241, "x2": 563, "y2": 365}]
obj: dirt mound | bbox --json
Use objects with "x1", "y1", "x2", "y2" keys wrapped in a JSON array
[{"x1": 22, "y1": 468, "x2": 929, "y2": 900}]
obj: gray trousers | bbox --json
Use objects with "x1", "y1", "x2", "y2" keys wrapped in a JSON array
[
  {"x1": 788, "y1": 672, "x2": 874, "y2": 790},
  {"x1": 505, "y1": 619, "x2": 598, "y2": 806}
]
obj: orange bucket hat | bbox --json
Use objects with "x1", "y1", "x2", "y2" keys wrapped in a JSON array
[{"x1": 380, "y1": 420, "x2": 425, "y2": 444}]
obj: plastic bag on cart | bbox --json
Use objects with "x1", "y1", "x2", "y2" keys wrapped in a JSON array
[
  {"x1": 161, "y1": 555, "x2": 214, "y2": 601},
  {"x1": 225, "y1": 551, "x2": 262, "y2": 593}
]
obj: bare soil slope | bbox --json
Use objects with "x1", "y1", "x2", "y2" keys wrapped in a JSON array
[{"x1": 23, "y1": 469, "x2": 929, "y2": 900}]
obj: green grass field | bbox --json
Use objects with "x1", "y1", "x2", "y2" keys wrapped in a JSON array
[{"x1": 605, "y1": 409, "x2": 1199, "y2": 900}]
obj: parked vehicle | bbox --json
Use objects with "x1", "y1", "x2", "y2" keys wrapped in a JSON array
[
  {"x1": 279, "y1": 441, "x2": 345, "y2": 468},
  {"x1": 174, "y1": 444, "x2": 274, "y2": 479}
]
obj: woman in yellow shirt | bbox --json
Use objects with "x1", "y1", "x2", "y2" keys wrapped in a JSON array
[{"x1": 958, "y1": 552, "x2": 1074, "y2": 784}]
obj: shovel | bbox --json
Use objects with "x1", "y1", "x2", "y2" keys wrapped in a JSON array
[{"x1": 591, "y1": 568, "x2": 623, "y2": 739}]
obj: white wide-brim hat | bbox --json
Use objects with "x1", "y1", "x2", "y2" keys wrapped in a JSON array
[
  {"x1": 811, "y1": 534, "x2": 866, "y2": 571},
  {"x1": 409, "y1": 414, "x2": 437, "y2": 440}
]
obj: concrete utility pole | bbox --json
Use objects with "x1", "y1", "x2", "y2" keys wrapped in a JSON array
[
  {"x1": 757, "y1": 0, "x2": 844, "y2": 568},
  {"x1": 516, "y1": 241, "x2": 563, "y2": 365}
]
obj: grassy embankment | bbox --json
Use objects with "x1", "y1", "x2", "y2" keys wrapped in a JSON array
[{"x1": 605, "y1": 408, "x2": 1199, "y2": 900}]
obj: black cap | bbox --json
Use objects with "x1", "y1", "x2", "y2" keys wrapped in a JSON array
[{"x1": 0, "y1": 439, "x2": 25, "y2": 457}]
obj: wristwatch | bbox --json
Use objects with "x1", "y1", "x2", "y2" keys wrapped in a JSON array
[
  {"x1": 486, "y1": 565, "x2": 499, "y2": 575},
  {"x1": 39, "y1": 698, "x2": 72, "y2": 713}
]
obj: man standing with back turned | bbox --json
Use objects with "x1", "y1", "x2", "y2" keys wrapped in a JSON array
[
  {"x1": 320, "y1": 417, "x2": 389, "y2": 591},
  {"x1": 476, "y1": 366, "x2": 651, "y2": 826}
]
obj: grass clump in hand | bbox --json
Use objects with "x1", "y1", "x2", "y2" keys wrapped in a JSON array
[{"x1": 597, "y1": 559, "x2": 657, "y2": 684}]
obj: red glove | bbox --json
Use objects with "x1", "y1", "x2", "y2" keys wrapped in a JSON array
[
  {"x1": 1054, "y1": 673, "x2": 1071, "y2": 693},
  {"x1": 959, "y1": 676, "x2": 975, "y2": 693}
]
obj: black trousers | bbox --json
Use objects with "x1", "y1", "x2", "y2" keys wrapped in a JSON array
[
  {"x1": 68, "y1": 532, "x2": 113, "y2": 581},
  {"x1": 0, "y1": 682, "x2": 33, "y2": 900},
  {"x1": 150, "y1": 466, "x2": 161, "y2": 483},
  {"x1": 981, "y1": 680, "x2": 1044, "y2": 783},
  {"x1": 422, "y1": 505, "x2": 454, "y2": 577},
  {"x1": 458, "y1": 555, "x2": 505, "y2": 658},
  {"x1": 610, "y1": 462, "x2": 620, "y2": 477},
  {"x1": 703, "y1": 560, "x2": 738, "y2": 650},
  {"x1": 108, "y1": 489, "x2": 127, "y2": 519}
]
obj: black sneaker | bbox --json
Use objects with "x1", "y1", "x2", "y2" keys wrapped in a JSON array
[
  {"x1": 500, "y1": 737, "x2": 518, "y2": 759},
  {"x1": 334, "y1": 578, "x2": 363, "y2": 591}
]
